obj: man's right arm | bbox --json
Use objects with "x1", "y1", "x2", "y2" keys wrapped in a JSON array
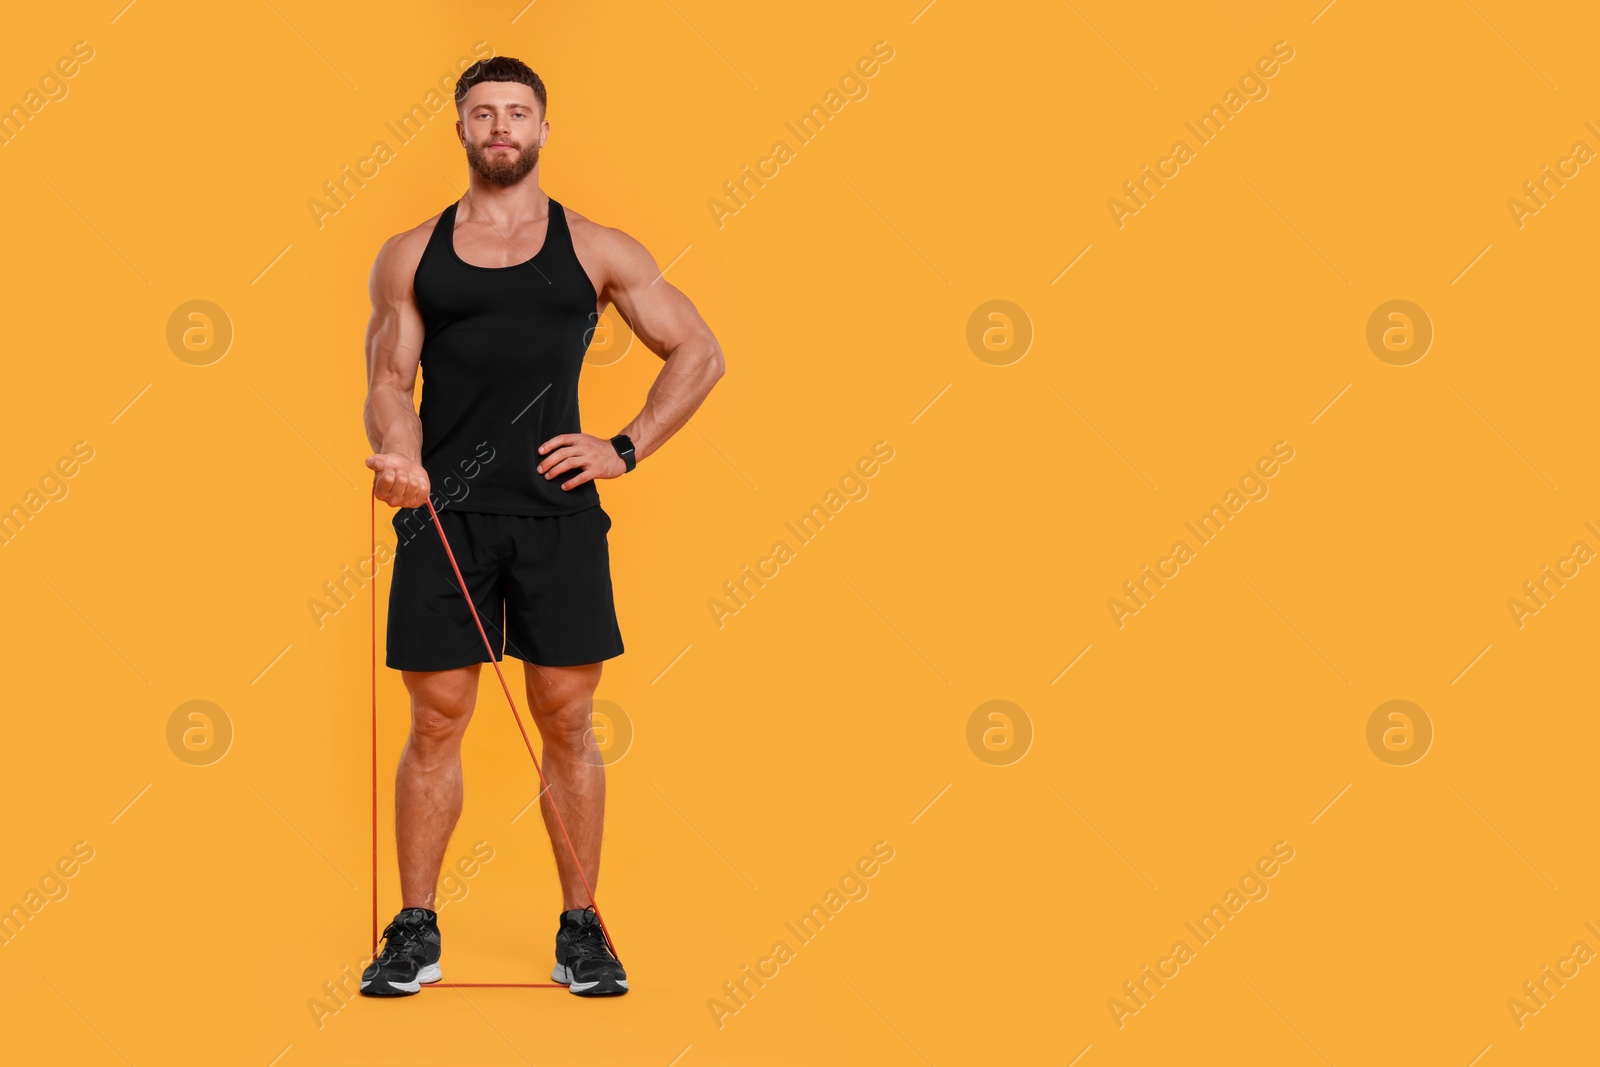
[{"x1": 363, "y1": 226, "x2": 432, "y2": 509}]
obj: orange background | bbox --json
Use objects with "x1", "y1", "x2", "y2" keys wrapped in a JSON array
[{"x1": 2, "y1": 1, "x2": 1597, "y2": 1064}]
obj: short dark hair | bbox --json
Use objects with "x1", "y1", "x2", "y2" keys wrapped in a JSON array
[{"x1": 455, "y1": 57, "x2": 546, "y2": 112}]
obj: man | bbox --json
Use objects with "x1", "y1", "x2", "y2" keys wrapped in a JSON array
[{"x1": 359, "y1": 56, "x2": 724, "y2": 998}]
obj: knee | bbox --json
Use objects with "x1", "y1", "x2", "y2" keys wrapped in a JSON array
[
  {"x1": 528, "y1": 693, "x2": 592, "y2": 753},
  {"x1": 409, "y1": 699, "x2": 473, "y2": 749}
]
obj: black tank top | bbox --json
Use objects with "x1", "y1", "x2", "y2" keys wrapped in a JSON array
[{"x1": 411, "y1": 196, "x2": 601, "y2": 516}]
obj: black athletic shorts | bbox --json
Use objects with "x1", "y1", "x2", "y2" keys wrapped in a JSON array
[{"x1": 386, "y1": 504, "x2": 624, "y2": 671}]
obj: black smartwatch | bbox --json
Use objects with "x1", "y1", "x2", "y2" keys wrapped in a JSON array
[{"x1": 609, "y1": 433, "x2": 636, "y2": 473}]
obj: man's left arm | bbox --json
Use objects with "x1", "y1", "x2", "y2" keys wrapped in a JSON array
[{"x1": 537, "y1": 227, "x2": 725, "y2": 490}]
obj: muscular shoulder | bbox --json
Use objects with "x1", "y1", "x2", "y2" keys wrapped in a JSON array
[
  {"x1": 370, "y1": 211, "x2": 444, "y2": 298},
  {"x1": 564, "y1": 205, "x2": 656, "y2": 298}
]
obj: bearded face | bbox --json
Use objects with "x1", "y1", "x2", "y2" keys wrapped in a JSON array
[{"x1": 465, "y1": 134, "x2": 540, "y2": 187}]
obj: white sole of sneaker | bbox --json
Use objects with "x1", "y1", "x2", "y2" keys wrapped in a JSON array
[
  {"x1": 361, "y1": 963, "x2": 442, "y2": 995},
  {"x1": 551, "y1": 963, "x2": 628, "y2": 993}
]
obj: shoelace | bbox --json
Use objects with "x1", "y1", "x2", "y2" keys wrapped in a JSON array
[
  {"x1": 377, "y1": 919, "x2": 427, "y2": 963},
  {"x1": 566, "y1": 910, "x2": 616, "y2": 963}
]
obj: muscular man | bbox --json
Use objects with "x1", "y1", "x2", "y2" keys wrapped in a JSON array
[{"x1": 359, "y1": 56, "x2": 723, "y2": 998}]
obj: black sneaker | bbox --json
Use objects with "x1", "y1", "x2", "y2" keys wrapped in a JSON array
[
  {"x1": 552, "y1": 906, "x2": 628, "y2": 996},
  {"x1": 360, "y1": 907, "x2": 442, "y2": 997}
]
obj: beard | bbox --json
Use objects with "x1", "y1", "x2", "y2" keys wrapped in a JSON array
[{"x1": 465, "y1": 137, "x2": 540, "y2": 186}]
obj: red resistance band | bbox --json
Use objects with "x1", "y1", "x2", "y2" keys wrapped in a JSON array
[{"x1": 371, "y1": 493, "x2": 621, "y2": 977}]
